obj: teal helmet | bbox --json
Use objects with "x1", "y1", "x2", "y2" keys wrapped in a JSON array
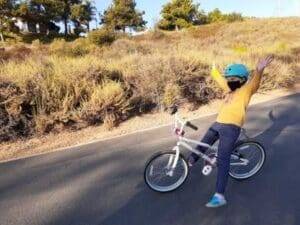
[{"x1": 224, "y1": 64, "x2": 249, "y2": 79}]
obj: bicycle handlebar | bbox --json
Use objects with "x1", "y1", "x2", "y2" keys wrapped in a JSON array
[
  {"x1": 169, "y1": 105, "x2": 178, "y2": 115},
  {"x1": 186, "y1": 121, "x2": 198, "y2": 131},
  {"x1": 174, "y1": 113, "x2": 198, "y2": 132}
]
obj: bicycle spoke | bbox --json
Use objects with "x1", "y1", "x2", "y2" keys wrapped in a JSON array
[
  {"x1": 152, "y1": 174, "x2": 166, "y2": 183},
  {"x1": 229, "y1": 142, "x2": 265, "y2": 180},
  {"x1": 145, "y1": 152, "x2": 188, "y2": 192}
]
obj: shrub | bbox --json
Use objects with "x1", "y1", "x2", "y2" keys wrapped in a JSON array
[
  {"x1": 0, "y1": 57, "x2": 47, "y2": 87},
  {"x1": 0, "y1": 48, "x2": 10, "y2": 62},
  {"x1": 0, "y1": 55, "x2": 120, "y2": 135},
  {"x1": 21, "y1": 33, "x2": 53, "y2": 44},
  {"x1": 88, "y1": 28, "x2": 116, "y2": 46},
  {"x1": 175, "y1": 18, "x2": 192, "y2": 29},
  {"x1": 49, "y1": 38, "x2": 93, "y2": 57},
  {"x1": 148, "y1": 29, "x2": 166, "y2": 40},
  {"x1": 208, "y1": 9, "x2": 243, "y2": 23},
  {"x1": 260, "y1": 59, "x2": 296, "y2": 90},
  {"x1": 0, "y1": 81, "x2": 34, "y2": 141},
  {"x1": 163, "y1": 84, "x2": 181, "y2": 108},
  {"x1": 225, "y1": 13, "x2": 244, "y2": 23},
  {"x1": 32, "y1": 39, "x2": 41, "y2": 48},
  {"x1": 208, "y1": 8, "x2": 225, "y2": 23},
  {"x1": 0, "y1": 45, "x2": 32, "y2": 62},
  {"x1": 108, "y1": 38, "x2": 152, "y2": 56},
  {"x1": 70, "y1": 38, "x2": 93, "y2": 56},
  {"x1": 49, "y1": 39, "x2": 69, "y2": 56},
  {"x1": 82, "y1": 81, "x2": 129, "y2": 129},
  {"x1": 0, "y1": 18, "x2": 299, "y2": 141},
  {"x1": 187, "y1": 23, "x2": 222, "y2": 39},
  {"x1": 158, "y1": 19, "x2": 175, "y2": 30}
]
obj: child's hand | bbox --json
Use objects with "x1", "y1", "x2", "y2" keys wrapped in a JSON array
[
  {"x1": 257, "y1": 55, "x2": 274, "y2": 73},
  {"x1": 211, "y1": 62, "x2": 220, "y2": 79},
  {"x1": 212, "y1": 62, "x2": 216, "y2": 70}
]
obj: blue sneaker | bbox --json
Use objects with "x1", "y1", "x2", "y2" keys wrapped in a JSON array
[{"x1": 205, "y1": 194, "x2": 227, "y2": 208}]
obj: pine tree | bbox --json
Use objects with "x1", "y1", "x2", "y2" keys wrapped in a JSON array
[
  {"x1": 71, "y1": 0, "x2": 96, "y2": 34},
  {"x1": 158, "y1": 0, "x2": 207, "y2": 30},
  {"x1": 14, "y1": 0, "x2": 95, "y2": 36},
  {"x1": 0, "y1": 0, "x2": 17, "y2": 41},
  {"x1": 207, "y1": 8, "x2": 225, "y2": 23},
  {"x1": 101, "y1": 0, "x2": 146, "y2": 32}
]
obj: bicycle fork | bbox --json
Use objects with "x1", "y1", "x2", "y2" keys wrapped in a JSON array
[{"x1": 166, "y1": 146, "x2": 180, "y2": 177}]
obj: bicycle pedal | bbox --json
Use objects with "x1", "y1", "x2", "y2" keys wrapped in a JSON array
[{"x1": 202, "y1": 165, "x2": 212, "y2": 176}]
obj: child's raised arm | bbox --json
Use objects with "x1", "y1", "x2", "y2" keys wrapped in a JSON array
[
  {"x1": 211, "y1": 64, "x2": 230, "y2": 93},
  {"x1": 247, "y1": 55, "x2": 274, "y2": 95}
]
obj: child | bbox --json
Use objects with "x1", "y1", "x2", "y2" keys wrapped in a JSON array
[{"x1": 188, "y1": 55, "x2": 274, "y2": 208}]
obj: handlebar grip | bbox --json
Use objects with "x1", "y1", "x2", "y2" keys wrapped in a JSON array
[
  {"x1": 186, "y1": 121, "x2": 198, "y2": 131},
  {"x1": 169, "y1": 105, "x2": 178, "y2": 115}
]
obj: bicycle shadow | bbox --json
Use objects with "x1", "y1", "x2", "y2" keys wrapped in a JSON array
[{"x1": 100, "y1": 93, "x2": 300, "y2": 225}]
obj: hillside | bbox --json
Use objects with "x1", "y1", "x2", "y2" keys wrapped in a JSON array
[{"x1": 0, "y1": 18, "x2": 299, "y2": 145}]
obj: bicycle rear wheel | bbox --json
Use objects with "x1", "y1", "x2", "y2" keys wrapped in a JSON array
[
  {"x1": 144, "y1": 151, "x2": 189, "y2": 193},
  {"x1": 229, "y1": 140, "x2": 266, "y2": 180}
]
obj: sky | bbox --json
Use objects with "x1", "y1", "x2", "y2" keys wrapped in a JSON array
[{"x1": 92, "y1": 0, "x2": 300, "y2": 29}]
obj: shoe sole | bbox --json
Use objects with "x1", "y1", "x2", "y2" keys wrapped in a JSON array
[{"x1": 205, "y1": 202, "x2": 227, "y2": 208}]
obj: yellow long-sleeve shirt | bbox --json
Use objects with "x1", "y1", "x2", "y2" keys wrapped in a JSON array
[{"x1": 211, "y1": 67, "x2": 262, "y2": 127}]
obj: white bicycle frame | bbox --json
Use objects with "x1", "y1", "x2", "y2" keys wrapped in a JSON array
[{"x1": 167, "y1": 113, "x2": 249, "y2": 171}]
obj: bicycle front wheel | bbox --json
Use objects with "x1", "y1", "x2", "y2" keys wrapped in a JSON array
[
  {"x1": 229, "y1": 140, "x2": 266, "y2": 180},
  {"x1": 144, "y1": 151, "x2": 189, "y2": 193}
]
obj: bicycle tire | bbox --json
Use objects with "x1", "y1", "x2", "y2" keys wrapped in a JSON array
[
  {"x1": 144, "y1": 151, "x2": 189, "y2": 193},
  {"x1": 229, "y1": 139, "x2": 266, "y2": 180}
]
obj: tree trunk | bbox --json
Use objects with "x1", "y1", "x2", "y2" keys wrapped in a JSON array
[
  {"x1": 86, "y1": 22, "x2": 90, "y2": 32},
  {"x1": 0, "y1": 32, "x2": 4, "y2": 42},
  {"x1": 64, "y1": 18, "x2": 68, "y2": 36},
  {"x1": 0, "y1": 19, "x2": 4, "y2": 42}
]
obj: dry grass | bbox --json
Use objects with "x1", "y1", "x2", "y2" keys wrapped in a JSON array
[
  {"x1": 0, "y1": 18, "x2": 299, "y2": 142},
  {"x1": 1, "y1": 85, "x2": 299, "y2": 162}
]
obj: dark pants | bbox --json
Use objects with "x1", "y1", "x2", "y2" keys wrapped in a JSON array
[{"x1": 189, "y1": 122, "x2": 241, "y2": 194}]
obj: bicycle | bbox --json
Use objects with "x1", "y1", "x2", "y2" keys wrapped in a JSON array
[{"x1": 144, "y1": 107, "x2": 266, "y2": 193}]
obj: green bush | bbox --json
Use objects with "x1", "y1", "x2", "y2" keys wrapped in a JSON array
[
  {"x1": 225, "y1": 13, "x2": 244, "y2": 23},
  {"x1": 158, "y1": 19, "x2": 175, "y2": 30},
  {"x1": 175, "y1": 18, "x2": 192, "y2": 29},
  {"x1": 88, "y1": 28, "x2": 116, "y2": 46},
  {"x1": 208, "y1": 9, "x2": 244, "y2": 23},
  {"x1": 49, "y1": 38, "x2": 93, "y2": 57},
  {"x1": 208, "y1": 8, "x2": 225, "y2": 23},
  {"x1": 70, "y1": 38, "x2": 93, "y2": 56}
]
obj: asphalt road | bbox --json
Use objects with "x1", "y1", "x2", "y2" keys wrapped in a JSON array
[{"x1": 1, "y1": 93, "x2": 300, "y2": 225}]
